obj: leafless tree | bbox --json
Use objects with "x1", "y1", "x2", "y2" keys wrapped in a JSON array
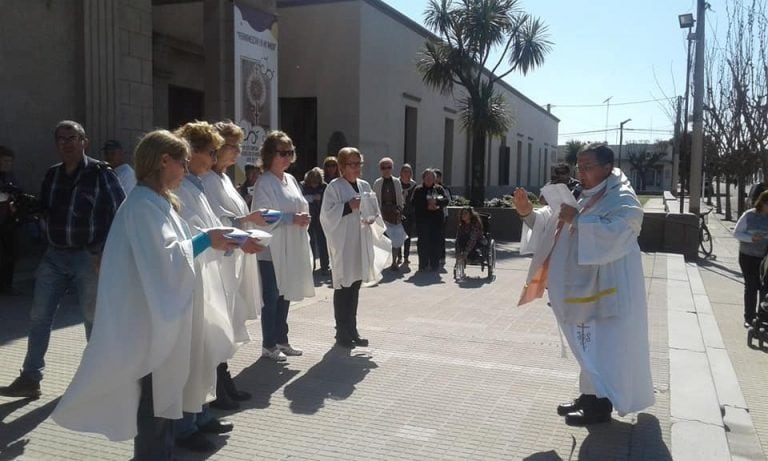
[{"x1": 704, "y1": 0, "x2": 767, "y2": 219}]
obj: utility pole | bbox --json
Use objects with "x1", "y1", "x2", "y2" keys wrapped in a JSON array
[
  {"x1": 618, "y1": 118, "x2": 631, "y2": 171},
  {"x1": 689, "y1": 0, "x2": 706, "y2": 215},
  {"x1": 603, "y1": 96, "x2": 612, "y2": 141},
  {"x1": 672, "y1": 96, "x2": 682, "y2": 195}
]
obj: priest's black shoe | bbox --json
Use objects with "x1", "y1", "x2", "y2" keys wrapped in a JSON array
[
  {"x1": 564, "y1": 398, "x2": 613, "y2": 426},
  {"x1": 352, "y1": 337, "x2": 369, "y2": 347},
  {"x1": 176, "y1": 432, "x2": 216, "y2": 452},
  {"x1": 198, "y1": 418, "x2": 234, "y2": 434},
  {"x1": 556, "y1": 394, "x2": 595, "y2": 416}
]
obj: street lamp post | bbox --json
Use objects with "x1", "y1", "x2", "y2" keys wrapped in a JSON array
[
  {"x1": 689, "y1": 0, "x2": 706, "y2": 216},
  {"x1": 618, "y1": 118, "x2": 631, "y2": 171},
  {"x1": 678, "y1": 12, "x2": 695, "y2": 213}
]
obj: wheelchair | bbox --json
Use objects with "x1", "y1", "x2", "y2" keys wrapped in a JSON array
[{"x1": 453, "y1": 213, "x2": 496, "y2": 281}]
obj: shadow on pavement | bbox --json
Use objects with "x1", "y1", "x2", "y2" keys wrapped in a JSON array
[
  {"x1": 697, "y1": 258, "x2": 745, "y2": 283},
  {"x1": 0, "y1": 287, "x2": 88, "y2": 346},
  {"x1": 0, "y1": 397, "x2": 59, "y2": 460},
  {"x1": 283, "y1": 346, "x2": 377, "y2": 415},
  {"x1": 403, "y1": 271, "x2": 447, "y2": 287},
  {"x1": 523, "y1": 413, "x2": 670, "y2": 461},
  {"x1": 228, "y1": 358, "x2": 301, "y2": 411}
]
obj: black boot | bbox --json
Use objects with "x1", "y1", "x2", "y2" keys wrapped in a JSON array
[
  {"x1": 221, "y1": 363, "x2": 251, "y2": 402},
  {"x1": 211, "y1": 363, "x2": 241, "y2": 410},
  {"x1": 565, "y1": 397, "x2": 613, "y2": 426},
  {"x1": 556, "y1": 393, "x2": 595, "y2": 416}
]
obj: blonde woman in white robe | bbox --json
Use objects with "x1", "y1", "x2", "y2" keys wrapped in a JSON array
[
  {"x1": 202, "y1": 121, "x2": 269, "y2": 410},
  {"x1": 51, "y1": 130, "x2": 240, "y2": 460},
  {"x1": 321, "y1": 147, "x2": 391, "y2": 348},
  {"x1": 250, "y1": 130, "x2": 315, "y2": 361},
  {"x1": 173, "y1": 121, "x2": 263, "y2": 452}
]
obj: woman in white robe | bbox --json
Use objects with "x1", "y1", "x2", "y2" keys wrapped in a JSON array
[
  {"x1": 51, "y1": 130, "x2": 239, "y2": 459},
  {"x1": 515, "y1": 143, "x2": 654, "y2": 426},
  {"x1": 250, "y1": 130, "x2": 315, "y2": 361},
  {"x1": 201, "y1": 121, "x2": 269, "y2": 409},
  {"x1": 321, "y1": 147, "x2": 391, "y2": 348},
  {"x1": 172, "y1": 121, "x2": 264, "y2": 451}
]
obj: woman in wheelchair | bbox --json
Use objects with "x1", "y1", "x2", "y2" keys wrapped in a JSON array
[{"x1": 455, "y1": 206, "x2": 484, "y2": 267}]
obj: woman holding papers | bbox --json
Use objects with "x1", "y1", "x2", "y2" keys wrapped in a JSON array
[
  {"x1": 52, "y1": 130, "x2": 240, "y2": 459},
  {"x1": 250, "y1": 131, "x2": 314, "y2": 361},
  {"x1": 202, "y1": 120, "x2": 269, "y2": 410},
  {"x1": 320, "y1": 147, "x2": 390, "y2": 348}
]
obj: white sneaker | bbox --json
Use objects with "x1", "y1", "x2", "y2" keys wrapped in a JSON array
[
  {"x1": 262, "y1": 346, "x2": 287, "y2": 361},
  {"x1": 276, "y1": 343, "x2": 303, "y2": 356}
]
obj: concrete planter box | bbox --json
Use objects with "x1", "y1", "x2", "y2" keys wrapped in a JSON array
[{"x1": 443, "y1": 206, "x2": 700, "y2": 261}]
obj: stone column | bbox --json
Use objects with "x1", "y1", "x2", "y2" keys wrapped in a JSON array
[
  {"x1": 203, "y1": 0, "x2": 235, "y2": 121},
  {"x1": 83, "y1": 0, "x2": 152, "y2": 154}
]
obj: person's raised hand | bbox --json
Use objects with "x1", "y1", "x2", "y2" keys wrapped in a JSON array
[{"x1": 513, "y1": 187, "x2": 533, "y2": 216}]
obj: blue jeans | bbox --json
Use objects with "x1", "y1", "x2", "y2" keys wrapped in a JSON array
[
  {"x1": 258, "y1": 260, "x2": 290, "y2": 349},
  {"x1": 22, "y1": 247, "x2": 98, "y2": 381},
  {"x1": 135, "y1": 374, "x2": 174, "y2": 460},
  {"x1": 175, "y1": 405, "x2": 212, "y2": 439}
]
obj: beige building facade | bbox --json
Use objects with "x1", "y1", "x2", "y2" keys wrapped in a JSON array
[{"x1": 1, "y1": 0, "x2": 556, "y2": 197}]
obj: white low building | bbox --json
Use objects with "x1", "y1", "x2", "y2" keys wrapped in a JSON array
[{"x1": 277, "y1": 0, "x2": 559, "y2": 195}]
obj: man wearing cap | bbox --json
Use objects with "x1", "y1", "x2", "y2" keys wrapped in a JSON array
[
  {"x1": 539, "y1": 163, "x2": 582, "y2": 205},
  {"x1": 0, "y1": 120, "x2": 125, "y2": 399},
  {"x1": 103, "y1": 139, "x2": 136, "y2": 195}
]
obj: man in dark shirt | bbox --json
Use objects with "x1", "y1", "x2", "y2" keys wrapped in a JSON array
[
  {"x1": 539, "y1": 163, "x2": 582, "y2": 205},
  {"x1": 0, "y1": 120, "x2": 125, "y2": 399}
]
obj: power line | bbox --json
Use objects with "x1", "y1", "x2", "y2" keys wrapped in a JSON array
[
  {"x1": 550, "y1": 97, "x2": 676, "y2": 109},
  {"x1": 558, "y1": 126, "x2": 674, "y2": 136}
]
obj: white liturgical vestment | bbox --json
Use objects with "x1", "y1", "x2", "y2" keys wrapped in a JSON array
[
  {"x1": 250, "y1": 171, "x2": 314, "y2": 301},
  {"x1": 320, "y1": 178, "x2": 391, "y2": 289},
  {"x1": 52, "y1": 186, "x2": 197, "y2": 440},
  {"x1": 201, "y1": 170, "x2": 261, "y2": 344},
  {"x1": 519, "y1": 169, "x2": 654, "y2": 416},
  {"x1": 175, "y1": 176, "x2": 235, "y2": 408}
]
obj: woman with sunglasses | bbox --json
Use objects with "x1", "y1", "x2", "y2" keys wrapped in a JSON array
[{"x1": 250, "y1": 131, "x2": 315, "y2": 361}]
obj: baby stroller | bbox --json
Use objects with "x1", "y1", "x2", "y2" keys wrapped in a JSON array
[
  {"x1": 453, "y1": 212, "x2": 496, "y2": 281},
  {"x1": 748, "y1": 252, "x2": 768, "y2": 348}
]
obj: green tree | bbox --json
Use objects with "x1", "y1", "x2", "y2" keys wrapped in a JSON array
[
  {"x1": 417, "y1": 0, "x2": 551, "y2": 205},
  {"x1": 626, "y1": 142, "x2": 668, "y2": 191},
  {"x1": 564, "y1": 140, "x2": 585, "y2": 165}
]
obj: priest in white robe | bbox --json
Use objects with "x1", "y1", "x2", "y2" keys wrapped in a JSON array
[
  {"x1": 51, "y1": 130, "x2": 240, "y2": 459},
  {"x1": 321, "y1": 147, "x2": 391, "y2": 348},
  {"x1": 515, "y1": 143, "x2": 654, "y2": 426}
]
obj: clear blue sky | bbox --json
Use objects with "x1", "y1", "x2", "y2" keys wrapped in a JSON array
[{"x1": 380, "y1": 0, "x2": 725, "y2": 145}]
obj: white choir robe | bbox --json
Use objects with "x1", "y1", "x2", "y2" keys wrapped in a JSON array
[
  {"x1": 201, "y1": 170, "x2": 261, "y2": 344},
  {"x1": 52, "y1": 186, "x2": 197, "y2": 440},
  {"x1": 320, "y1": 178, "x2": 392, "y2": 289},
  {"x1": 519, "y1": 169, "x2": 655, "y2": 416},
  {"x1": 175, "y1": 176, "x2": 235, "y2": 409},
  {"x1": 250, "y1": 171, "x2": 314, "y2": 301}
]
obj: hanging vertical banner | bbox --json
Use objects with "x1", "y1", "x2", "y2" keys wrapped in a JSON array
[{"x1": 234, "y1": 2, "x2": 278, "y2": 170}]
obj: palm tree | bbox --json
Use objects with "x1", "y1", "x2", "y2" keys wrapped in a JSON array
[{"x1": 417, "y1": 0, "x2": 551, "y2": 205}]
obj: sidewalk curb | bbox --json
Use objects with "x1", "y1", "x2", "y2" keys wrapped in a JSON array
[{"x1": 667, "y1": 253, "x2": 763, "y2": 460}]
